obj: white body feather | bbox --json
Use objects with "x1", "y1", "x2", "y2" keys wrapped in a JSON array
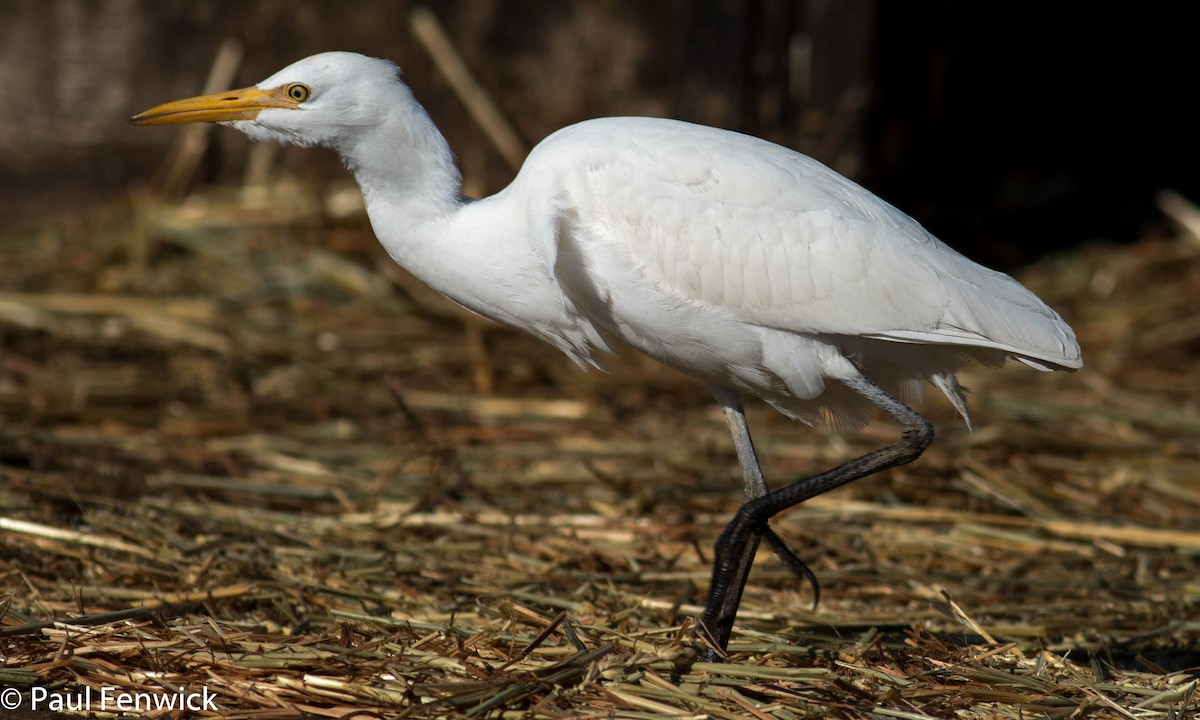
[{"x1": 244, "y1": 53, "x2": 1081, "y2": 428}]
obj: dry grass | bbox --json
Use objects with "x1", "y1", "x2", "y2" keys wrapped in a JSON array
[{"x1": 1, "y1": 179, "x2": 1197, "y2": 718}]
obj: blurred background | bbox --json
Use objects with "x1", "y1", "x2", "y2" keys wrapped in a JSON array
[{"x1": 2, "y1": 0, "x2": 1195, "y2": 268}]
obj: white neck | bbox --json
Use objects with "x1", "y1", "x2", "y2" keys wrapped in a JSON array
[
  {"x1": 327, "y1": 92, "x2": 595, "y2": 365},
  {"x1": 331, "y1": 86, "x2": 487, "y2": 309},
  {"x1": 334, "y1": 84, "x2": 464, "y2": 217}
]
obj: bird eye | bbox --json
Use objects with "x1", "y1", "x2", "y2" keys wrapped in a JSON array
[{"x1": 286, "y1": 83, "x2": 311, "y2": 102}]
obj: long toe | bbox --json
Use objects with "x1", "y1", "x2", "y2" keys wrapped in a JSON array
[{"x1": 762, "y1": 527, "x2": 821, "y2": 609}]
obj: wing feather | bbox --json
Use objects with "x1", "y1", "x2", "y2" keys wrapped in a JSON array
[{"x1": 532, "y1": 117, "x2": 1080, "y2": 371}]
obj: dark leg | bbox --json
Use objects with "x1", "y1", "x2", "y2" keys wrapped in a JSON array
[
  {"x1": 699, "y1": 374, "x2": 935, "y2": 658},
  {"x1": 700, "y1": 386, "x2": 768, "y2": 655}
]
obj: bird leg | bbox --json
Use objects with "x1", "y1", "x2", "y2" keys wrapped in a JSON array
[
  {"x1": 699, "y1": 374, "x2": 935, "y2": 658},
  {"x1": 710, "y1": 385, "x2": 768, "y2": 501},
  {"x1": 699, "y1": 386, "x2": 768, "y2": 655},
  {"x1": 701, "y1": 386, "x2": 821, "y2": 657}
]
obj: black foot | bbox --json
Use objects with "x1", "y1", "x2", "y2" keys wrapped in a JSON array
[{"x1": 696, "y1": 522, "x2": 819, "y2": 661}]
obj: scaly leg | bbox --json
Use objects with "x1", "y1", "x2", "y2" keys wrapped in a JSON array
[
  {"x1": 698, "y1": 386, "x2": 767, "y2": 655},
  {"x1": 700, "y1": 374, "x2": 934, "y2": 658}
]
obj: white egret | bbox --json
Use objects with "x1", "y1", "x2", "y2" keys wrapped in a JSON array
[{"x1": 132, "y1": 52, "x2": 1081, "y2": 658}]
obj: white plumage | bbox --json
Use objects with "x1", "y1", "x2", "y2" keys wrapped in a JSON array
[
  {"x1": 513, "y1": 117, "x2": 1079, "y2": 427},
  {"x1": 133, "y1": 52, "x2": 1081, "y2": 656}
]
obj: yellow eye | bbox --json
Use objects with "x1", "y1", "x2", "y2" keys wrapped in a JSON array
[{"x1": 286, "y1": 83, "x2": 311, "y2": 102}]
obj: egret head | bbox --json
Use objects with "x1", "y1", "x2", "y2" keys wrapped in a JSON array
[{"x1": 131, "y1": 52, "x2": 405, "y2": 150}]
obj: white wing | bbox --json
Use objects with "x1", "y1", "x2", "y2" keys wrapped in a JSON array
[{"x1": 532, "y1": 117, "x2": 1080, "y2": 372}]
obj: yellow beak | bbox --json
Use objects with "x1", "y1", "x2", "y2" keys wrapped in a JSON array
[{"x1": 130, "y1": 85, "x2": 296, "y2": 125}]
